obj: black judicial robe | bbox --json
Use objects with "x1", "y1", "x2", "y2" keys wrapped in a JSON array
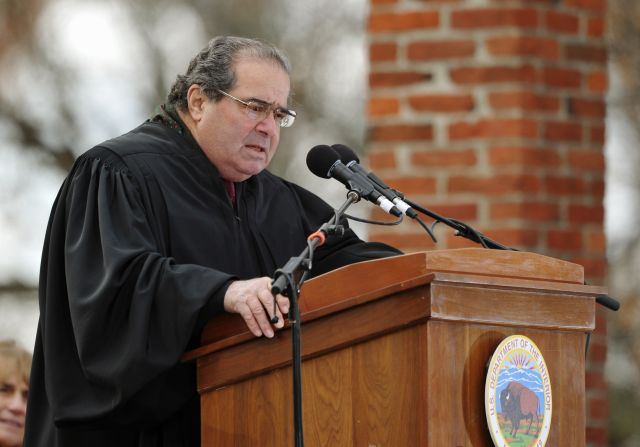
[{"x1": 24, "y1": 121, "x2": 400, "y2": 446}]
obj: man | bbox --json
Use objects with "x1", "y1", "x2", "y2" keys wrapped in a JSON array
[
  {"x1": 0, "y1": 340, "x2": 31, "y2": 447},
  {"x1": 24, "y1": 36, "x2": 399, "y2": 446}
]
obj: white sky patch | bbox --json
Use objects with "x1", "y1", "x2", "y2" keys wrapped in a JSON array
[
  {"x1": 0, "y1": 146, "x2": 64, "y2": 283},
  {"x1": 605, "y1": 64, "x2": 640, "y2": 255}
]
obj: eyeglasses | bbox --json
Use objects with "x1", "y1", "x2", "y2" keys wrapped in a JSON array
[{"x1": 216, "y1": 89, "x2": 297, "y2": 128}]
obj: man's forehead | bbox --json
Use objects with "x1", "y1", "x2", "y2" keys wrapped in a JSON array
[{"x1": 232, "y1": 58, "x2": 290, "y2": 93}]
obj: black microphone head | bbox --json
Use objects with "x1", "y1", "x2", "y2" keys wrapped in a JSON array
[
  {"x1": 306, "y1": 145, "x2": 340, "y2": 179},
  {"x1": 332, "y1": 144, "x2": 359, "y2": 164}
]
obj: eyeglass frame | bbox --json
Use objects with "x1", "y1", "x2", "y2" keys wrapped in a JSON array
[{"x1": 215, "y1": 89, "x2": 297, "y2": 128}]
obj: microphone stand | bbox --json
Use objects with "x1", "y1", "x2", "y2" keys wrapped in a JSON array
[
  {"x1": 402, "y1": 197, "x2": 621, "y2": 311},
  {"x1": 271, "y1": 190, "x2": 360, "y2": 447},
  {"x1": 403, "y1": 197, "x2": 512, "y2": 250}
]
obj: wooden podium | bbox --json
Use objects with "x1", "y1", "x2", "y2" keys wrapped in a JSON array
[{"x1": 186, "y1": 248, "x2": 604, "y2": 446}]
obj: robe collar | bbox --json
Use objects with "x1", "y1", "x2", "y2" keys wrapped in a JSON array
[{"x1": 148, "y1": 104, "x2": 238, "y2": 203}]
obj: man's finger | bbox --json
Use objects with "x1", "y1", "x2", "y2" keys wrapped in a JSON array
[
  {"x1": 247, "y1": 295, "x2": 274, "y2": 338},
  {"x1": 237, "y1": 302, "x2": 263, "y2": 337}
]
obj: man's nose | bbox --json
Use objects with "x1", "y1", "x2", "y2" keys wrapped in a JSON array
[{"x1": 255, "y1": 111, "x2": 279, "y2": 136}]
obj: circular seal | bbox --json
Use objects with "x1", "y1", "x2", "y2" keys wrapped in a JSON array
[{"x1": 485, "y1": 335, "x2": 552, "y2": 446}]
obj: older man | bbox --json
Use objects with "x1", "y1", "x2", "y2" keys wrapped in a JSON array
[{"x1": 24, "y1": 36, "x2": 399, "y2": 446}]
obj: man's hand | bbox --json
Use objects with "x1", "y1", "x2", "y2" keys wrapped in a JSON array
[{"x1": 223, "y1": 277, "x2": 290, "y2": 338}]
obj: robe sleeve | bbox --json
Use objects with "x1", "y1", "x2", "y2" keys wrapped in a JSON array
[{"x1": 41, "y1": 152, "x2": 232, "y2": 428}]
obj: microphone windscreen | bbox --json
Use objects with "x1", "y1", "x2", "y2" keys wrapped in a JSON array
[
  {"x1": 332, "y1": 144, "x2": 359, "y2": 164},
  {"x1": 306, "y1": 145, "x2": 340, "y2": 179}
]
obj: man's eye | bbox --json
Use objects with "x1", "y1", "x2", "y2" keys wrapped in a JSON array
[{"x1": 247, "y1": 102, "x2": 267, "y2": 113}]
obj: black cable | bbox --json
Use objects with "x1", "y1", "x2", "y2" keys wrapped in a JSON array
[
  {"x1": 414, "y1": 215, "x2": 437, "y2": 243},
  {"x1": 403, "y1": 197, "x2": 514, "y2": 250},
  {"x1": 343, "y1": 213, "x2": 403, "y2": 226}
]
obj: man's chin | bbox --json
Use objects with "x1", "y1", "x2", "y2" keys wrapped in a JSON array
[{"x1": 230, "y1": 163, "x2": 268, "y2": 182}]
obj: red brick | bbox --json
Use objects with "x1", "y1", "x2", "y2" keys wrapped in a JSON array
[
  {"x1": 490, "y1": 202, "x2": 559, "y2": 221},
  {"x1": 568, "y1": 204, "x2": 604, "y2": 224},
  {"x1": 585, "y1": 371, "x2": 607, "y2": 390},
  {"x1": 489, "y1": 91, "x2": 560, "y2": 112},
  {"x1": 428, "y1": 203, "x2": 478, "y2": 221},
  {"x1": 589, "y1": 397, "x2": 609, "y2": 420},
  {"x1": 566, "y1": 0, "x2": 606, "y2": 12},
  {"x1": 577, "y1": 256, "x2": 607, "y2": 281},
  {"x1": 588, "y1": 230, "x2": 606, "y2": 252},
  {"x1": 544, "y1": 10, "x2": 579, "y2": 34},
  {"x1": 369, "y1": 11, "x2": 439, "y2": 33},
  {"x1": 368, "y1": 150, "x2": 397, "y2": 169},
  {"x1": 545, "y1": 175, "x2": 587, "y2": 195},
  {"x1": 486, "y1": 36, "x2": 560, "y2": 60},
  {"x1": 565, "y1": 43, "x2": 607, "y2": 64},
  {"x1": 448, "y1": 174, "x2": 540, "y2": 194},
  {"x1": 590, "y1": 125, "x2": 605, "y2": 144},
  {"x1": 587, "y1": 339, "x2": 607, "y2": 363},
  {"x1": 586, "y1": 426, "x2": 607, "y2": 446},
  {"x1": 411, "y1": 149, "x2": 477, "y2": 167},
  {"x1": 547, "y1": 229, "x2": 583, "y2": 250},
  {"x1": 594, "y1": 321, "x2": 607, "y2": 336},
  {"x1": 544, "y1": 121, "x2": 582, "y2": 142},
  {"x1": 450, "y1": 65, "x2": 537, "y2": 84},
  {"x1": 543, "y1": 67, "x2": 582, "y2": 88},
  {"x1": 370, "y1": 71, "x2": 432, "y2": 88},
  {"x1": 384, "y1": 176, "x2": 437, "y2": 195},
  {"x1": 408, "y1": 39, "x2": 475, "y2": 61},
  {"x1": 587, "y1": 16, "x2": 605, "y2": 37},
  {"x1": 484, "y1": 228, "x2": 539, "y2": 248},
  {"x1": 590, "y1": 179, "x2": 605, "y2": 199},
  {"x1": 368, "y1": 97, "x2": 400, "y2": 117},
  {"x1": 489, "y1": 146, "x2": 561, "y2": 167},
  {"x1": 409, "y1": 94, "x2": 474, "y2": 112},
  {"x1": 568, "y1": 97, "x2": 606, "y2": 118},
  {"x1": 451, "y1": 8, "x2": 539, "y2": 29},
  {"x1": 369, "y1": 42, "x2": 397, "y2": 62},
  {"x1": 595, "y1": 307, "x2": 608, "y2": 332},
  {"x1": 568, "y1": 148, "x2": 605, "y2": 171},
  {"x1": 449, "y1": 118, "x2": 538, "y2": 140},
  {"x1": 370, "y1": 124, "x2": 434, "y2": 142},
  {"x1": 587, "y1": 70, "x2": 607, "y2": 93}
]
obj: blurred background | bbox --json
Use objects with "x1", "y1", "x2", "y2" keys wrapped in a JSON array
[{"x1": 0, "y1": 0, "x2": 638, "y2": 444}]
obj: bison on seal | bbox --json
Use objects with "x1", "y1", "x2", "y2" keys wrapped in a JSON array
[{"x1": 500, "y1": 381, "x2": 540, "y2": 437}]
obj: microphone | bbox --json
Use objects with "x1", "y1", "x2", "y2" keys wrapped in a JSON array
[
  {"x1": 306, "y1": 145, "x2": 402, "y2": 217},
  {"x1": 332, "y1": 144, "x2": 418, "y2": 219}
]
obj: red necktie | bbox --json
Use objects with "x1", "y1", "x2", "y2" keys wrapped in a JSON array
[{"x1": 223, "y1": 179, "x2": 236, "y2": 204}]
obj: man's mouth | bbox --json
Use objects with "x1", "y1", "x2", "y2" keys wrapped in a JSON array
[{"x1": 245, "y1": 144, "x2": 267, "y2": 154}]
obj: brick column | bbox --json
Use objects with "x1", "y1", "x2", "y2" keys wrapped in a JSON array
[{"x1": 366, "y1": 0, "x2": 608, "y2": 445}]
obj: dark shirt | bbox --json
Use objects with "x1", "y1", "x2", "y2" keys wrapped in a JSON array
[{"x1": 24, "y1": 115, "x2": 400, "y2": 446}]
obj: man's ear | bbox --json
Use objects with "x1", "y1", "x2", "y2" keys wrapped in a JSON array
[{"x1": 185, "y1": 85, "x2": 207, "y2": 121}]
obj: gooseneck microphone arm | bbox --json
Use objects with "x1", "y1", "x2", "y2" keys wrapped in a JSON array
[
  {"x1": 401, "y1": 197, "x2": 513, "y2": 250},
  {"x1": 270, "y1": 191, "x2": 360, "y2": 447},
  {"x1": 332, "y1": 144, "x2": 506, "y2": 249},
  {"x1": 330, "y1": 145, "x2": 620, "y2": 311}
]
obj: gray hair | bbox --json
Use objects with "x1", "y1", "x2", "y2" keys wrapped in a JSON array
[{"x1": 167, "y1": 36, "x2": 291, "y2": 111}]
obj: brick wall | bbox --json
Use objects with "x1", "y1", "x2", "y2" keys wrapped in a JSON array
[{"x1": 365, "y1": 0, "x2": 608, "y2": 444}]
